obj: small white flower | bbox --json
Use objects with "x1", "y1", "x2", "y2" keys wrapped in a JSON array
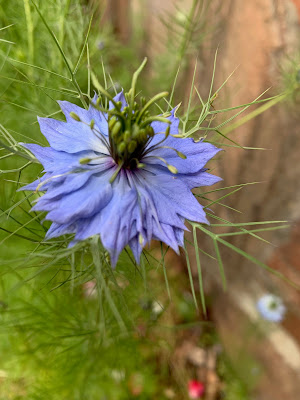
[
  {"x1": 257, "y1": 294, "x2": 286, "y2": 322},
  {"x1": 152, "y1": 300, "x2": 164, "y2": 316}
]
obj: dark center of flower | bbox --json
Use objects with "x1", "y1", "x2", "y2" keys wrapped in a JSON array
[
  {"x1": 108, "y1": 96, "x2": 161, "y2": 170},
  {"x1": 73, "y1": 59, "x2": 186, "y2": 183},
  {"x1": 268, "y1": 300, "x2": 279, "y2": 310}
]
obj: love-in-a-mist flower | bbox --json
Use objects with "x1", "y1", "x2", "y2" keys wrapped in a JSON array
[
  {"x1": 257, "y1": 294, "x2": 286, "y2": 322},
  {"x1": 21, "y1": 69, "x2": 221, "y2": 266}
]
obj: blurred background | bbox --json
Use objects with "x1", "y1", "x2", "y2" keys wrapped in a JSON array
[{"x1": 0, "y1": 0, "x2": 300, "y2": 399}]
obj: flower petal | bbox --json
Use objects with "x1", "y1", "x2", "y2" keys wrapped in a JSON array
[
  {"x1": 135, "y1": 170, "x2": 209, "y2": 225},
  {"x1": 38, "y1": 117, "x2": 109, "y2": 154},
  {"x1": 74, "y1": 171, "x2": 139, "y2": 266},
  {"x1": 151, "y1": 107, "x2": 179, "y2": 138},
  {"x1": 144, "y1": 139, "x2": 221, "y2": 174},
  {"x1": 109, "y1": 90, "x2": 127, "y2": 111},
  {"x1": 20, "y1": 143, "x2": 93, "y2": 172},
  {"x1": 33, "y1": 171, "x2": 113, "y2": 224},
  {"x1": 46, "y1": 221, "x2": 76, "y2": 239}
]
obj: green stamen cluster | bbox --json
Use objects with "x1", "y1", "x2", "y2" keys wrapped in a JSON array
[
  {"x1": 73, "y1": 59, "x2": 185, "y2": 183},
  {"x1": 108, "y1": 95, "x2": 163, "y2": 169},
  {"x1": 269, "y1": 300, "x2": 279, "y2": 310}
]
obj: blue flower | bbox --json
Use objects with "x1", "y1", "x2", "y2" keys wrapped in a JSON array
[
  {"x1": 257, "y1": 294, "x2": 286, "y2": 322},
  {"x1": 21, "y1": 91, "x2": 221, "y2": 266}
]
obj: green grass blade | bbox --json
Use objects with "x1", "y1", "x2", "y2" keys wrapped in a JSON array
[
  {"x1": 192, "y1": 225, "x2": 206, "y2": 316},
  {"x1": 213, "y1": 239, "x2": 226, "y2": 290},
  {"x1": 184, "y1": 246, "x2": 198, "y2": 310}
]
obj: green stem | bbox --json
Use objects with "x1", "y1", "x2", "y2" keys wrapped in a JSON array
[
  {"x1": 128, "y1": 58, "x2": 147, "y2": 127},
  {"x1": 222, "y1": 93, "x2": 288, "y2": 135},
  {"x1": 23, "y1": 0, "x2": 34, "y2": 63},
  {"x1": 30, "y1": 0, "x2": 88, "y2": 108}
]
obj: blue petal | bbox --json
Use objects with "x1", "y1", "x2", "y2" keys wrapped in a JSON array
[
  {"x1": 129, "y1": 234, "x2": 143, "y2": 264},
  {"x1": 59, "y1": 98, "x2": 109, "y2": 137},
  {"x1": 46, "y1": 222, "x2": 76, "y2": 239},
  {"x1": 134, "y1": 170, "x2": 209, "y2": 225},
  {"x1": 180, "y1": 170, "x2": 222, "y2": 189},
  {"x1": 144, "y1": 139, "x2": 221, "y2": 174},
  {"x1": 20, "y1": 143, "x2": 93, "y2": 172},
  {"x1": 58, "y1": 100, "x2": 92, "y2": 123},
  {"x1": 151, "y1": 107, "x2": 179, "y2": 138},
  {"x1": 38, "y1": 168, "x2": 99, "y2": 201},
  {"x1": 33, "y1": 172, "x2": 113, "y2": 224},
  {"x1": 88, "y1": 95, "x2": 109, "y2": 136},
  {"x1": 38, "y1": 117, "x2": 109, "y2": 154},
  {"x1": 74, "y1": 171, "x2": 140, "y2": 266},
  {"x1": 109, "y1": 90, "x2": 127, "y2": 111},
  {"x1": 152, "y1": 221, "x2": 180, "y2": 253},
  {"x1": 143, "y1": 164, "x2": 222, "y2": 190},
  {"x1": 19, "y1": 172, "x2": 52, "y2": 191}
]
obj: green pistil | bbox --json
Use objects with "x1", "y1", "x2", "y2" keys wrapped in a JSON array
[
  {"x1": 268, "y1": 301, "x2": 278, "y2": 310},
  {"x1": 108, "y1": 94, "x2": 171, "y2": 170},
  {"x1": 92, "y1": 59, "x2": 182, "y2": 180}
]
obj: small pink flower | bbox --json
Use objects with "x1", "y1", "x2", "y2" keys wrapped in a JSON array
[
  {"x1": 188, "y1": 380, "x2": 205, "y2": 399},
  {"x1": 82, "y1": 280, "x2": 97, "y2": 298}
]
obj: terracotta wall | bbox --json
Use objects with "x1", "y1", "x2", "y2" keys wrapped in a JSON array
[{"x1": 195, "y1": 1, "x2": 300, "y2": 399}]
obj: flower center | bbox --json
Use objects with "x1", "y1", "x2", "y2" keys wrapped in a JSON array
[
  {"x1": 108, "y1": 98, "x2": 155, "y2": 169},
  {"x1": 268, "y1": 300, "x2": 279, "y2": 310}
]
